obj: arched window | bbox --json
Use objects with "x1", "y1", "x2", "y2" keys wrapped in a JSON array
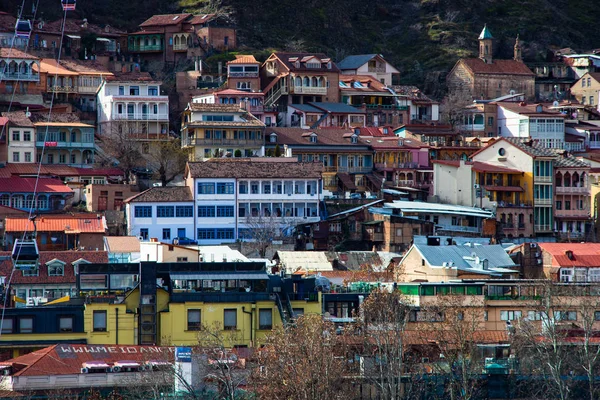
[
  {"x1": 11, "y1": 195, "x2": 24, "y2": 208},
  {"x1": 573, "y1": 172, "x2": 580, "y2": 187},
  {"x1": 303, "y1": 77, "x2": 310, "y2": 87},
  {"x1": 0, "y1": 194, "x2": 9, "y2": 206},
  {"x1": 174, "y1": 36, "x2": 179, "y2": 45},
  {"x1": 318, "y1": 77, "x2": 324, "y2": 87},
  {"x1": 564, "y1": 172, "x2": 571, "y2": 187},
  {"x1": 152, "y1": 38, "x2": 157, "y2": 46},
  {"x1": 311, "y1": 77, "x2": 318, "y2": 87},
  {"x1": 555, "y1": 172, "x2": 562, "y2": 187},
  {"x1": 295, "y1": 77, "x2": 301, "y2": 87},
  {"x1": 251, "y1": 98, "x2": 258, "y2": 106},
  {"x1": 37, "y1": 195, "x2": 48, "y2": 209},
  {"x1": 144, "y1": 38, "x2": 149, "y2": 46}
]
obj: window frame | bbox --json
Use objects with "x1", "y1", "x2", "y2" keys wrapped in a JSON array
[
  {"x1": 59, "y1": 316, "x2": 74, "y2": 332},
  {"x1": 224, "y1": 309, "x2": 237, "y2": 330},
  {"x1": 93, "y1": 310, "x2": 107, "y2": 332},
  {"x1": 19, "y1": 317, "x2": 33, "y2": 333},
  {"x1": 187, "y1": 309, "x2": 202, "y2": 331},
  {"x1": 259, "y1": 308, "x2": 273, "y2": 330}
]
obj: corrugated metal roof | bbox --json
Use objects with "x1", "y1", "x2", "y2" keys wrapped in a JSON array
[
  {"x1": 6, "y1": 216, "x2": 106, "y2": 233},
  {"x1": 538, "y1": 243, "x2": 600, "y2": 267},
  {"x1": 275, "y1": 251, "x2": 332, "y2": 272},
  {"x1": 0, "y1": 177, "x2": 72, "y2": 194},
  {"x1": 384, "y1": 201, "x2": 493, "y2": 218}
]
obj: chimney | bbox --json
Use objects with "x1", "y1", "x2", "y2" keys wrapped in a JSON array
[{"x1": 150, "y1": 238, "x2": 158, "y2": 243}]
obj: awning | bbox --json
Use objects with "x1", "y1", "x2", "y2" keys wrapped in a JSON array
[
  {"x1": 96, "y1": 37, "x2": 112, "y2": 42},
  {"x1": 66, "y1": 34, "x2": 81, "y2": 39},
  {"x1": 170, "y1": 273, "x2": 269, "y2": 280},
  {"x1": 483, "y1": 185, "x2": 524, "y2": 192},
  {"x1": 364, "y1": 174, "x2": 382, "y2": 190},
  {"x1": 337, "y1": 173, "x2": 357, "y2": 190}
]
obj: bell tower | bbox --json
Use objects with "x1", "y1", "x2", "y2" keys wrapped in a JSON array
[
  {"x1": 478, "y1": 24, "x2": 494, "y2": 64},
  {"x1": 514, "y1": 34, "x2": 523, "y2": 62}
]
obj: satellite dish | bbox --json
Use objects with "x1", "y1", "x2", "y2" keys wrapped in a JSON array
[{"x1": 553, "y1": 101, "x2": 559, "y2": 107}]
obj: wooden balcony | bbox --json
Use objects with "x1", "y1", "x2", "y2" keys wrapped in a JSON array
[{"x1": 555, "y1": 186, "x2": 588, "y2": 194}]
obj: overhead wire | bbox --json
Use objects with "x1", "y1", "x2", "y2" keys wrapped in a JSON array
[{"x1": 0, "y1": 3, "x2": 70, "y2": 337}]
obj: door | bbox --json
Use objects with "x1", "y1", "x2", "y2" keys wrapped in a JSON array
[
  {"x1": 98, "y1": 196, "x2": 108, "y2": 211},
  {"x1": 177, "y1": 228, "x2": 186, "y2": 238}
]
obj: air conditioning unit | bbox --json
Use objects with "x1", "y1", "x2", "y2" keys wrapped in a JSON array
[
  {"x1": 537, "y1": 259, "x2": 542, "y2": 265},
  {"x1": 111, "y1": 366, "x2": 121, "y2": 373},
  {"x1": 81, "y1": 368, "x2": 89, "y2": 374},
  {"x1": 530, "y1": 243, "x2": 537, "y2": 248},
  {"x1": 473, "y1": 183, "x2": 480, "y2": 189},
  {"x1": 2, "y1": 369, "x2": 10, "y2": 376},
  {"x1": 535, "y1": 252, "x2": 540, "y2": 258}
]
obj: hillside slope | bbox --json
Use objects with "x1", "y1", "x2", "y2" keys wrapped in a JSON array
[{"x1": 3, "y1": 0, "x2": 600, "y2": 96}]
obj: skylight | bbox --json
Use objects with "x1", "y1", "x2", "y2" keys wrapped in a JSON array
[
  {"x1": 353, "y1": 82, "x2": 364, "y2": 88},
  {"x1": 339, "y1": 81, "x2": 349, "y2": 88}
]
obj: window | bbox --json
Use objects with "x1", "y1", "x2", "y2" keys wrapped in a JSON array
[
  {"x1": 217, "y1": 205, "x2": 234, "y2": 217},
  {"x1": 59, "y1": 154, "x2": 66, "y2": 164},
  {"x1": 162, "y1": 228, "x2": 171, "y2": 240},
  {"x1": 118, "y1": 86, "x2": 124, "y2": 95},
  {"x1": 198, "y1": 182, "x2": 215, "y2": 194},
  {"x1": 293, "y1": 308, "x2": 304, "y2": 317},
  {"x1": 224, "y1": 309, "x2": 237, "y2": 330},
  {"x1": 259, "y1": 309, "x2": 273, "y2": 330},
  {"x1": 140, "y1": 228, "x2": 149, "y2": 240},
  {"x1": 24, "y1": 152, "x2": 31, "y2": 162},
  {"x1": 187, "y1": 310, "x2": 201, "y2": 330},
  {"x1": 1, "y1": 319, "x2": 13, "y2": 334},
  {"x1": 175, "y1": 206, "x2": 193, "y2": 218},
  {"x1": 216, "y1": 228, "x2": 235, "y2": 239},
  {"x1": 554, "y1": 311, "x2": 577, "y2": 321},
  {"x1": 198, "y1": 206, "x2": 215, "y2": 217},
  {"x1": 197, "y1": 229, "x2": 216, "y2": 239},
  {"x1": 528, "y1": 311, "x2": 545, "y2": 321},
  {"x1": 47, "y1": 154, "x2": 54, "y2": 164},
  {"x1": 583, "y1": 96, "x2": 587, "y2": 105},
  {"x1": 12, "y1": 152, "x2": 19, "y2": 162},
  {"x1": 12, "y1": 131, "x2": 20, "y2": 141},
  {"x1": 23, "y1": 132, "x2": 31, "y2": 141},
  {"x1": 157, "y1": 206, "x2": 174, "y2": 218},
  {"x1": 93, "y1": 311, "x2": 107, "y2": 332},
  {"x1": 500, "y1": 310, "x2": 522, "y2": 321},
  {"x1": 177, "y1": 257, "x2": 188, "y2": 262},
  {"x1": 591, "y1": 96, "x2": 595, "y2": 106},
  {"x1": 60, "y1": 316, "x2": 74, "y2": 332},
  {"x1": 216, "y1": 182, "x2": 234, "y2": 194},
  {"x1": 19, "y1": 317, "x2": 33, "y2": 333},
  {"x1": 595, "y1": 311, "x2": 600, "y2": 321},
  {"x1": 148, "y1": 86, "x2": 158, "y2": 96},
  {"x1": 129, "y1": 86, "x2": 140, "y2": 95},
  {"x1": 48, "y1": 263, "x2": 64, "y2": 276},
  {"x1": 488, "y1": 117, "x2": 494, "y2": 126},
  {"x1": 134, "y1": 206, "x2": 152, "y2": 218}
]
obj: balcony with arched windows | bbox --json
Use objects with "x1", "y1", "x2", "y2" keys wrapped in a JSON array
[{"x1": 290, "y1": 74, "x2": 327, "y2": 95}]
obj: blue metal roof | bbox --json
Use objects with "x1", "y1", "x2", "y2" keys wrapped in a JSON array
[
  {"x1": 312, "y1": 102, "x2": 364, "y2": 113},
  {"x1": 413, "y1": 244, "x2": 516, "y2": 273},
  {"x1": 337, "y1": 54, "x2": 377, "y2": 70},
  {"x1": 478, "y1": 24, "x2": 493, "y2": 40},
  {"x1": 290, "y1": 103, "x2": 321, "y2": 113}
]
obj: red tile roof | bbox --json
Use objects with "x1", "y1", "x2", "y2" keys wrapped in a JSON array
[
  {"x1": 188, "y1": 14, "x2": 216, "y2": 25},
  {"x1": 0, "y1": 48, "x2": 38, "y2": 60},
  {"x1": 461, "y1": 58, "x2": 535, "y2": 76},
  {"x1": 0, "y1": 164, "x2": 79, "y2": 178},
  {"x1": 538, "y1": 243, "x2": 600, "y2": 268},
  {"x1": 339, "y1": 75, "x2": 388, "y2": 92},
  {"x1": 139, "y1": 13, "x2": 192, "y2": 27},
  {"x1": 0, "y1": 177, "x2": 72, "y2": 194},
  {"x1": 5, "y1": 344, "x2": 175, "y2": 376},
  {"x1": 0, "y1": 251, "x2": 108, "y2": 284},
  {"x1": 269, "y1": 52, "x2": 340, "y2": 73},
  {"x1": 266, "y1": 127, "x2": 370, "y2": 147},
  {"x1": 5, "y1": 215, "x2": 106, "y2": 234},
  {"x1": 107, "y1": 72, "x2": 156, "y2": 82},
  {"x1": 228, "y1": 55, "x2": 259, "y2": 64},
  {"x1": 364, "y1": 136, "x2": 427, "y2": 149}
]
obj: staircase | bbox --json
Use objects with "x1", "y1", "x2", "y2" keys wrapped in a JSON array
[
  {"x1": 310, "y1": 112, "x2": 329, "y2": 129},
  {"x1": 274, "y1": 293, "x2": 290, "y2": 326}
]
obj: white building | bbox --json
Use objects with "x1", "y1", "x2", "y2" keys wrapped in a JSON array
[
  {"x1": 126, "y1": 159, "x2": 324, "y2": 245},
  {"x1": 97, "y1": 71, "x2": 169, "y2": 137},
  {"x1": 187, "y1": 158, "x2": 324, "y2": 244},
  {"x1": 125, "y1": 186, "x2": 195, "y2": 242},
  {"x1": 4, "y1": 111, "x2": 36, "y2": 164},
  {"x1": 496, "y1": 101, "x2": 566, "y2": 149}
]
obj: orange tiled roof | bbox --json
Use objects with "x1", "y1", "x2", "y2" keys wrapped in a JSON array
[
  {"x1": 5, "y1": 216, "x2": 106, "y2": 233},
  {"x1": 228, "y1": 55, "x2": 259, "y2": 64}
]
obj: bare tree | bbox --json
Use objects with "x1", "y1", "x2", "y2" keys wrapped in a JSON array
[
  {"x1": 421, "y1": 293, "x2": 486, "y2": 400},
  {"x1": 251, "y1": 314, "x2": 354, "y2": 399},
  {"x1": 178, "y1": 0, "x2": 234, "y2": 21},
  {"x1": 511, "y1": 282, "x2": 577, "y2": 400},
  {"x1": 439, "y1": 90, "x2": 473, "y2": 130},
  {"x1": 357, "y1": 290, "x2": 421, "y2": 400},
  {"x1": 99, "y1": 121, "x2": 143, "y2": 184},
  {"x1": 242, "y1": 213, "x2": 291, "y2": 258},
  {"x1": 145, "y1": 138, "x2": 190, "y2": 186},
  {"x1": 194, "y1": 322, "x2": 251, "y2": 400}
]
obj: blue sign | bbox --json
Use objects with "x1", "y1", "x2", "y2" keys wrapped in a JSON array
[{"x1": 176, "y1": 347, "x2": 192, "y2": 363}]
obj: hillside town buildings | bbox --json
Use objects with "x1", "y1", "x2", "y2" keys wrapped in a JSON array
[{"x1": 0, "y1": 14, "x2": 600, "y2": 398}]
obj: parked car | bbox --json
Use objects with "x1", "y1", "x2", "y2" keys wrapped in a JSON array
[{"x1": 173, "y1": 237, "x2": 197, "y2": 245}]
